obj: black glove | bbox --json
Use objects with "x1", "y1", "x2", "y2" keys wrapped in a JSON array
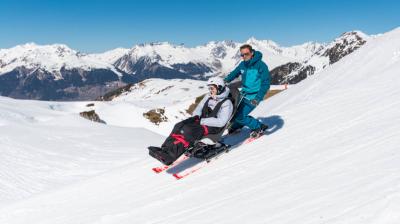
[{"x1": 250, "y1": 99, "x2": 259, "y2": 106}]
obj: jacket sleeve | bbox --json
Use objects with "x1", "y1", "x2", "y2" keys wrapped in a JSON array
[
  {"x1": 192, "y1": 95, "x2": 209, "y2": 117},
  {"x1": 255, "y1": 62, "x2": 270, "y2": 102},
  {"x1": 200, "y1": 100, "x2": 233, "y2": 128},
  {"x1": 224, "y1": 64, "x2": 242, "y2": 83}
]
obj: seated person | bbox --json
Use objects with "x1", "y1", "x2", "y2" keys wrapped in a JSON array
[{"x1": 149, "y1": 77, "x2": 233, "y2": 165}]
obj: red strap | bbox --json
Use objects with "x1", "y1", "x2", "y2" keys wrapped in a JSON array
[
  {"x1": 171, "y1": 134, "x2": 189, "y2": 148},
  {"x1": 202, "y1": 125, "x2": 209, "y2": 136}
]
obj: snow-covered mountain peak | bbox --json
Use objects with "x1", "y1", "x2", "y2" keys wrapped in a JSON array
[
  {"x1": 86, "y1": 47, "x2": 130, "y2": 64},
  {"x1": 0, "y1": 43, "x2": 125, "y2": 100},
  {"x1": 203, "y1": 40, "x2": 237, "y2": 48},
  {"x1": 271, "y1": 30, "x2": 371, "y2": 85},
  {"x1": 247, "y1": 36, "x2": 279, "y2": 46},
  {"x1": 246, "y1": 37, "x2": 281, "y2": 52},
  {"x1": 0, "y1": 43, "x2": 116, "y2": 76},
  {"x1": 323, "y1": 30, "x2": 369, "y2": 52},
  {"x1": 339, "y1": 30, "x2": 369, "y2": 40},
  {"x1": 292, "y1": 41, "x2": 325, "y2": 51},
  {"x1": 317, "y1": 30, "x2": 369, "y2": 65},
  {"x1": 1, "y1": 42, "x2": 78, "y2": 58}
]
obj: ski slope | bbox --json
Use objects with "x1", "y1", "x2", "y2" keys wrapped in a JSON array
[
  {"x1": 0, "y1": 98, "x2": 163, "y2": 207},
  {"x1": 0, "y1": 28, "x2": 400, "y2": 223}
]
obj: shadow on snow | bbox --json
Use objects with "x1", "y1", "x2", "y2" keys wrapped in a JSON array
[{"x1": 166, "y1": 115, "x2": 285, "y2": 174}]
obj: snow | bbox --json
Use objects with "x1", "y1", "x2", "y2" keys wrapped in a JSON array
[
  {"x1": 85, "y1": 48, "x2": 130, "y2": 64},
  {"x1": 246, "y1": 37, "x2": 324, "y2": 68},
  {"x1": 0, "y1": 38, "x2": 322, "y2": 81},
  {"x1": 0, "y1": 27, "x2": 399, "y2": 224},
  {"x1": 0, "y1": 43, "x2": 122, "y2": 78},
  {"x1": 94, "y1": 78, "x2": 208, "y2": 136},
  {"x1": 306, "y1": 31, "x2": 370, "y2": 74},
  {"x1": 0, "y1": 97, "x2": 163, "y2": 207},
  {"x1": 118, "y1": 38, "x2": 323, "y2": 75}
]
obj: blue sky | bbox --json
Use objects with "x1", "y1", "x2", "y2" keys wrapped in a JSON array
[{"x1": 1, "y1": 0, "x2": 399, "y2": 52}]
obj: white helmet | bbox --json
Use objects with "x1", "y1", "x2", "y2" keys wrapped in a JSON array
[{"x1": 207, "y1": 77, "x2": 226, "y2": 95}]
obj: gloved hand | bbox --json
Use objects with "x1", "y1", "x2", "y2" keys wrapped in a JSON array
[{"x1": 250, "y1": 99, "x2": 259, "y2": 106}]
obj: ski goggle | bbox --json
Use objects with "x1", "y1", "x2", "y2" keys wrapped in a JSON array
[{"x1": 240, "y1": 52, "x2": 251, "y2": 57}]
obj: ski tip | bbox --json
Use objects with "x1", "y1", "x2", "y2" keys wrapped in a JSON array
[
  {"x1": 173, "y1": 173, "x2": 183, "y2": 180},
  {"x1": 152, "y1": 167, "x2": 166, "y2": 173},
  {"x1": 152, "y1": 167, "x2": 161, "y2": 173}
]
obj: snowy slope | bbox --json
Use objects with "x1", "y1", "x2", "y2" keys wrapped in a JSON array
[
  {"x1": 0, "y1": 96, "x2": 163, "y2": 207},
  {"x1": 0, "y1": 27, "x2": 400, "y2": 224},
  {"x1": 93, "y1": 78, "x2": 208, "y2": 135}
]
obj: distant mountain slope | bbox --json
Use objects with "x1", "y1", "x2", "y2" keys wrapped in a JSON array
[
  {"x1": 0, "y1": 32, "x2": 367, "y2": 100},
  {"x1": 271, "y1": 31, "x2": 369, "y2": 84}
]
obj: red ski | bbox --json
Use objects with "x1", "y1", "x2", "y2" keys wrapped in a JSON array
[
  {"x1": 171, "y1": 145, "x2": 232, "y2": 180},
  {"x1": 151, "y1": 154, "x2": 190, "y2": 173},
  {"x1": 173, "y1": 161, "x2": 207, "y2": 180}
]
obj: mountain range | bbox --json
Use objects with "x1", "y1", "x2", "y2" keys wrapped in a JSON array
[{"x1": 0, "y1": 31, "x2": 369, "y2": 100}]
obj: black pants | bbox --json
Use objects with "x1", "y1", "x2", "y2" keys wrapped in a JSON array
[
  {"x1": 161, "y1": 117, "x2": 203, "y2": 162},
  {"x1": 161, "y1": 117, "x2": 221, "y2": 163}
]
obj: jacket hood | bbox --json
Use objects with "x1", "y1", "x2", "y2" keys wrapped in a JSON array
[{"x1": 245, "y1": 50, "x2": 263, "y2": 66}]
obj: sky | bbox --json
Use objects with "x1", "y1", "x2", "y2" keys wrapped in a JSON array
[{"x1": 0, "y1": 0, "x2": 399, "y2": 53}]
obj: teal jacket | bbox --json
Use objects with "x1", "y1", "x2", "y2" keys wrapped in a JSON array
[{"x1": 224, "y1": 50, "x2": 270, "y2": 102}]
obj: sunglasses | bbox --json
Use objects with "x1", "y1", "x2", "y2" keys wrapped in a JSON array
[{"x1": 240, "y1": 52, "x2": 251, "y2": 57}]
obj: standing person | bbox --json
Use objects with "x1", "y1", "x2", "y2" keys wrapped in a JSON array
[
  {"x1": 224, "y1": 44, "x2": 270, "y2": 138},
  {"x1": 149, "y1": 77, "x2": 233, "y2": 165}
]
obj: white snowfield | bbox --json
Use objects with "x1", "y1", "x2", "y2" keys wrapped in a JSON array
[
  {"x1": 0, "y1": 98, "x2": 163, "y2": 206},
  {"x1": 0, "y1": 27, "x2": 400, "y2": 224}
]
